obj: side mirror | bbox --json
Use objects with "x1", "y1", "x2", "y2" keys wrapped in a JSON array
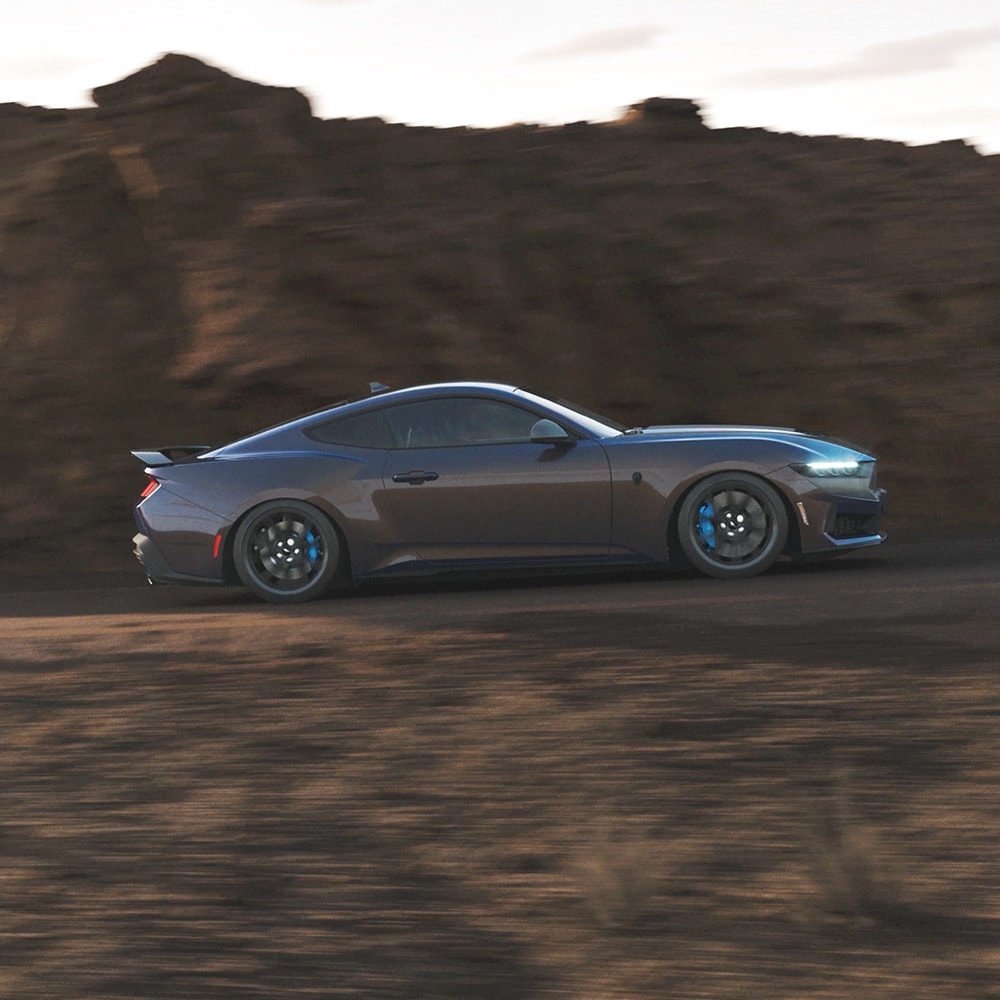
[{"x1": 530, "y1": 419, "x2": 573, "y2": 447}]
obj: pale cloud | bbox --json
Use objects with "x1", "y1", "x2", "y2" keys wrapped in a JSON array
[
  {"x1": 720, "y1": 25, "x2": 1000, "y2": 89},
  {"x1": 881, "y1": 104, "x2": 1000, "y2": 130},
  {"x1": 519, "y1": 26, "x2": 665, "y2": 65}
]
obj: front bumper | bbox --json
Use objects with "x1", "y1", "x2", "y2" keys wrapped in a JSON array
[{"x1": 794, "y1": 486, "x2": 888, "y2": 554}]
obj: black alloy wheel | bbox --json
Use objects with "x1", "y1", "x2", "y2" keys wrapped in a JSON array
[
  {"x1": 234, "y1": 500, "x2": 343, "y2": 603},
  {"x1": 677, "y1": 473, "x2": 788, "y2": 579}
]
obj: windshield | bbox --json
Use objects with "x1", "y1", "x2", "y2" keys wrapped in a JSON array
[{"x1": 514, "y1": 387, "x2": 628, "y2": 437}]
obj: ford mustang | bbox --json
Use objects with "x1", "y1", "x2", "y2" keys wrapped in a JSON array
[{"x1": 132, "y1": 382, "x2": 887, "y2": 602}]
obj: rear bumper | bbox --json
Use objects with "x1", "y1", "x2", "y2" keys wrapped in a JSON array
[{"x1": 132, "y1": 533, "x2": 225, "y2": 586}]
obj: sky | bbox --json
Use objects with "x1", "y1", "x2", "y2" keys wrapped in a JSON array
[{"x1": 1, "y1": 0, "x2": 999, "y2": 153}]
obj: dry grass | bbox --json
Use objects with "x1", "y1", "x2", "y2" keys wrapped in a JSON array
[
  {"x1": 799, "y1": 768, "x2": 906, "y2": 922},
  {"x1": 0, "y1": 604, "x2": 997, "y2": 998},
  {"x1": 572, "y1": 821, "x2": 662, "y2": 930}
]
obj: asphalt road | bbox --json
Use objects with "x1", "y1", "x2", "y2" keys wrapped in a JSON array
[{"x1": 3, "y1": 536, "x2": 999, "y2": 634}]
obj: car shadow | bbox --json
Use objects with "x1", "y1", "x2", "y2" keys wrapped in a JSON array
[{"x1": 190, "y1": 550, "x2": 891, "y2": 609}]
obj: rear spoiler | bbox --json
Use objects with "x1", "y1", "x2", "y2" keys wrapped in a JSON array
[{"x1": 132, "y1": 446, "x2": 213, "y2": 468}]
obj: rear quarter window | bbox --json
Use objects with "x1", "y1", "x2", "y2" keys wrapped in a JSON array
[{"x1": 307, "y1": 410, "x2": 395, "y2": 449}]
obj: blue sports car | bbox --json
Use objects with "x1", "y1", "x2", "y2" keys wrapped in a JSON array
[{"x1": 133, "y1": 382, "x2": 887, "y2": 602}]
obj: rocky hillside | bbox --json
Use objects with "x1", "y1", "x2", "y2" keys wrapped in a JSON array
[{"x1": 1, "y1": 54, "x2": 997, "y2": 574}]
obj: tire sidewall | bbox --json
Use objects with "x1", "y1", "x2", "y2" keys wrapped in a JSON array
[
  {"x1": 677, "y1": 474, "x2": 788, "y2": 579},
  {"x1": 234, "y1": 499, "x2": 341, "y2": 603}
]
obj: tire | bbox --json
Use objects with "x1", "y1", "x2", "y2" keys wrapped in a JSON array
[
  {"x1": 233, "y1": 500, "x2": 343, "y2": 603},
  {"x1": 677, "y1": 474, "x2": 788, "y2": 580}
]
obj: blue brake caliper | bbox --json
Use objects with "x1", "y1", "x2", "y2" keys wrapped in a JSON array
[
  {"x1": 697, "y1": 502, "x2": 716, "y2": 552},
  {"x1": 305, "y1": 530, "x2": 319, "y2": 565}
]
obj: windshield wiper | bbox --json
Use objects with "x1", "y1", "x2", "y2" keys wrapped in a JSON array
[{"x1": 622, "y1": 427, "x2": 645, "y2": 436}]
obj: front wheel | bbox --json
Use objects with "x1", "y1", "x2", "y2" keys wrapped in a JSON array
[
  {"x1": 677, "y1": 474, "x2": 788, "y2": 579},
  {"x1": 234, "y1": 500, "x2": 343, "y2": 603}
]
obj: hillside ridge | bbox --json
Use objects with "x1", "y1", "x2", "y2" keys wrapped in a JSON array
[{"x1": 1, "y1": 54, "x2": 997, "y2": 572}]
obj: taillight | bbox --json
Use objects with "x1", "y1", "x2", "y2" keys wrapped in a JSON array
[{"x1": 139, "y1": 476, "x2": 160, "y2": 499}]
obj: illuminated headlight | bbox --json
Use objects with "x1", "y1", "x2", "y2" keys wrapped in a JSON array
[{"x1": 791, "y1": 460, "x2": 865, "y2": 478}]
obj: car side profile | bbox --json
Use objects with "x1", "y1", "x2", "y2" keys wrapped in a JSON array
[{"x1": 132, "y1": 382, "x2": 888, "y2": 603}]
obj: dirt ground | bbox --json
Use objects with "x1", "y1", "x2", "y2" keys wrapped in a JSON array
[{"x1": 1, "y1": 540, "x2": 997, "y2": 998}]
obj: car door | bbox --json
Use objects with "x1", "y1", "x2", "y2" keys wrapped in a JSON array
[{"x1": 379, "y1": 396, "x2": 612, "y2": 564}]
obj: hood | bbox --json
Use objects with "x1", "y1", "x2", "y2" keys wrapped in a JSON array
[{"x1": 624, "y1": 425, "x2": 875, "y2": 462}]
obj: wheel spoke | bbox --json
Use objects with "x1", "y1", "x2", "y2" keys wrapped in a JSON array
[
  {"x1": 712, "y1": 491, "x2": 735, "y2": 516},
  {"x1": 746, "y1": 507, "x2": 767, "y2": 538},
  {"x1": 721, "y1": 535, "x2": 755, "y2": 560}
]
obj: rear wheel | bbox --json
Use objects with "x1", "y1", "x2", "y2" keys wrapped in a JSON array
[
  {"x1": 234, "y1": 500, "x2": 343, "y2": 603},
  {"x1": 677, "y1": 474, "x2": 788, "y2": 579}
]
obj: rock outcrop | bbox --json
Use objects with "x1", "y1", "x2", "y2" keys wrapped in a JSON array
[{"x1": 1, "y1": 54, "x2": 997, "y2": 573}]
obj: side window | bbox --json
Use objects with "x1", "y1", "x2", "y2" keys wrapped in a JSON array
[
  {"x1": 382, "y1": 398, "x2": 542, "y2": 449},
  {"x1": 308, "y1": 409, "x2": 394, "y2": 449}
]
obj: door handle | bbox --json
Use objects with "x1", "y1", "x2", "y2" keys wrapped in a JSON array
[{"x1": 391, "y1": 471, "x2": 440, "y2": 485}]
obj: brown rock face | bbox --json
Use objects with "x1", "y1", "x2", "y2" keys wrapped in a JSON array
[{"x1": 1, "y1": 54, "x2": 997, "y2": 573}]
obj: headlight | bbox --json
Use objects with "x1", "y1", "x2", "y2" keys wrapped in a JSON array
[{"x1": 790, "y1": 460, "x2": 865, "y2": 478}]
